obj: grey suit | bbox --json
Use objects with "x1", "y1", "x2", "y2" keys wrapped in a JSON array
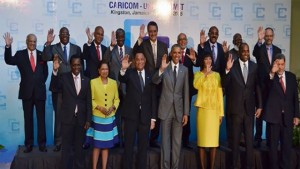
[{"x1": 152, "y1": 63, "x2": 189, "y2": 169}]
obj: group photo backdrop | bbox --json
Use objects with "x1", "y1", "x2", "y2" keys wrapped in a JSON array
[{"x1": 0, "y1": 0, "x2": 291, "y2": 163}]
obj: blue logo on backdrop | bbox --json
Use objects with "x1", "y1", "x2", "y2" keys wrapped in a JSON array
[
  {"x1": 44, "y1": 0, "x2": 56, "y2": 15},
  {"x1": 68, "y1": 0, "x2": 82, "y2": 16},
  {"x1": 275, "y1": 3, "x2": 287, "y2": 21},
  {"x1": 231, "y1": 3, "x2": 243, "y2": 20},
  {"x1": 244, "y1": 24, "x2": 254, "y2": 38},
  {"x1": 33, "y1": 21, "x2": 44, "y2": 34},
  {"x1": 283, "y1": 25, "x2": 290, "y2": 38},
  {"x1": 59, "y1": 20, "x2": 70, "y2": 28},
  {"x1": 222, "y1": 24, "x2": 232, "y2": 37},
  {"x1": 189, "y1": 4, "x2": 199, "y2": 19},
  {"x1": 8, "y1": 119, "x2": 20, "y2": 132},
  {"x1": 124, "y1": 19, "x2": 149, "y2": 47},
  {"x1": 252, "y1": 3, "x2": 265, "y2": 20},
  {"x1": 93, "y1": 0, "x2": 106, "y2": 14},
  {"x1": 209, "y1": 2, "x2": 221, "y2": 20},
  {"x1": 0, "y1": 95, "x2": 7, "y2": 110},
  {"x1": 8, "y1": 21, "x2": 18, "y2": 33},
  {"x1": 8, "y1": 68, "x2": 20, "y2": 81}
]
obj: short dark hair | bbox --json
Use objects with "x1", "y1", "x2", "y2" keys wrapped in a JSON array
[
  {"x1": 265, "y1": 27, "x2": 274, "y2": 33},
  {"x1": 116, "y1": 28, "x2": 125, "y2": 38},
  {"x1": 97, "y1": 60, "x2": 110, "y2": 71},
  {"x1": 69, "y1": 54, "x2": 81, "y2": 65},
  {"x1": 147, "y1": 21, "x2": 158, "y2": 31},
  {"x1": 200, "y1": 52, "x2": 213, "y2": 69},
  {"x1": 209, "y1": 26, "x2": 219, "y2": 33},
  {"x1": 274, "y1": 53, "x2": 285, "y2": 62},
  {"x1": 171, "y1": 44, "x2": 181, "y2": 52},
  {"x1": 238, "y1": 42, "x2": 249, "y2": 52}
]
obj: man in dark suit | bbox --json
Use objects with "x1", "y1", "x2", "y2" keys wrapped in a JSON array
[
  {"x1": 197, "y1": 26, "x2": 228, "y2": 75},
  {"x1": 229, "y1": 33, "x2": 243, "y2": 61},
  {"x1": 103, "y1": 28, "x2": 133, "y2": 147},
  {"x1": 177, "y1": 33, "x2": 199, "y2": 149},
  {"x1": 153, "y1": 44, "x2": 189, "y2": 169},
  {"x1": 222, "y1": 43, "x2": 262, "y2": 169},
  {"x1": 43, "y1": 27, "x2": 82, "y2": 151},
  {"x1": 4, "y1": 33, "x2": 48, "y2": 153},
  {"x1": 262, "y1": 53, "x2": 299, "y2": 169},
  {"x1": 252, "y1": 26, "x2": 282, "y2": 147},
  {"x1": 133, "y1": 21, "x2": 168, "y2": 148},
  {"x1": 119, "y1": 53, "x2": 157, "y2": 169},
  {"x1": 83, "y1": 26, "x2": 107, "y2": 79},
  {"x1": 51, "y1": 55, "x2": 91, "y2": 169}
]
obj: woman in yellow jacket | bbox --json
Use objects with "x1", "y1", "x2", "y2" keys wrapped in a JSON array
[
  {"x1": 194, "y1": 52, "x2": 224, "y2": 169},
  {"x1": 85, "y1": 61, "x2": 120, "y2": 169}
]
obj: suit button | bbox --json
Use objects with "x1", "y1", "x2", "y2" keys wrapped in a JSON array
[
  {"x1": 105, "y1": 99, "x2": 107, "y2": 101},
  {"x1": 105, "y1": 93, "x2": 107, "y2": 96},
  {"x1": 105, "y1": 104, "x2": 107, "y2": 106}
]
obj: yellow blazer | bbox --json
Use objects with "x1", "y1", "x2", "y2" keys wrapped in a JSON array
[{"x1": 91, "y1": 77, "x2": 120, "y2": 118}]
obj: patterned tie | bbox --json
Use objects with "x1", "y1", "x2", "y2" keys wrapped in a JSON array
[
  {"x1": 63, "y1": 45, "x2": 67, "y2": 62},
  {"x1": 152, "y1": 43, "x2": 157, "y2": 67},
  {"x1": 174, "y1": 66, "x2": 177, "y2": 86},
  {"x1": 212, "y1": 45, "x2": 216, "y2": 63},
  {"x1": 267, "y1": 47, "x2": 272, "y2": 64},
  {"x1": 279, "y1": 76, "x2": 286, "y2": 93},
  {"x1": 243, "y1": 63, "x2": 248, "y2": 83},
  {"x1": 138, "y1": 71, "x2": 144, "y2": 92},
  {"x1": 96, "y1": 45, "x2": 101, "y2": 60},
  {"x1": 30, "y1": 52, "x2": 35, "y2": 72},
  {"x1": 119, "y1": 47, "x2": 123, "y2": 61}
]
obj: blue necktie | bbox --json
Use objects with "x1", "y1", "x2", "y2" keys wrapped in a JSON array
[
  {"x1": 63, "y1": 45, "x2": 67, "y2": 62},
  {"x1": 119, "y1": 47, "x2": 123, "y2": 61}
]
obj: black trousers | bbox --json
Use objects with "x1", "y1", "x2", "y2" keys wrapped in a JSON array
[{"x1": 52, "y1": 92, "x2": 62, "y2": 146}]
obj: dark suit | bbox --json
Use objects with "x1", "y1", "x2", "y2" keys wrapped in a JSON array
[
  {"x1": 133, "y1": 39, "x2": 168, "y2": 144},
  {"x1": 5, "y1": 47, "x2": 48, "y2": 147},
  {"x1": 51, "y1": 72, "x2": 91, "y2": 169},
  {"x1": 119, "y1": 68, "x2": 157, "y2": 169},
  {"x1": 181, "y1": 48, "x2": 199, "y2": 145},
  {"x1": 262, "y1": 72, "x2": 299, "y2": 169},
  {"x1": 43, "y1": 42, "x2": 82, "y2": 146},
  {"x1": 103, "y1": 45, "x2": 133, "y2": 146},
  {"x1": 253, "y1": 43, "x2": 282, "y2": 142},
  {"x1": 222, "y1": 60, "x2": 262, "y2": 169},
  {"x1": 82, "y1": 41, "x2": 107, "y2": 79},
  {"x1": 197, "y1": 40, "x2": 226, "y2": 75}
]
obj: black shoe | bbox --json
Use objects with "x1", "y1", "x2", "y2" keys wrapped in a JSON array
[
  {"x1": 23, "y1": 145, "x2": 33, "y2": 153},
  {"x1": 53, "y1": 145, "x2": 61, "y2": 152},
  {"x1": 82, "y1": 143, "x2": 90, "y2": 149},
  {"x1": 39, "y1": 145, "x2": 47, "y2": 152},
  {"x1": 183, "y1": 144, "x2": 193, "y2": 150},
  {"x1": 150, "y1": 142, "x2": 160, "y2": 148},
  {"x1": 254, "y1": 140, "x2": 261, "y2": 148}
]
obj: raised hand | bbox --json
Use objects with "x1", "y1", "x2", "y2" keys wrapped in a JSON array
[
  {"x1": 160, "y1": 54, "x2": 170, "y2": 72},
  {"x1": 121, "y1": 54, "x2": 132, "y2": 70},
  {"x1": 270, "y1": 60, "x2": 279, "y2": 75},
  {"x1": 85, "y1": 27, "x2": 93, "y2": 44},
  {"x1": 255, "y1": 108, "x2": 262, "y2": 118},
  {"x1": 46, "y1": 28, "x2": 55, "y2": 45},
  {"x1": 199, "y1": 29, "x2": 207, "y2": 47},
  {"x1": 186, "y1": 48, "x2": 196, "y2": 61},
  {"x1": 226, "y1": 53, "x2": 234, "y2": 71},
  {"x1": 139, "y1": 24, "x2": 147, "y2": 39},
  {"x1": 150, "y1": 120, "x2": 155, "y2": 130},
  {"x1": 257, "y1": 26, "x2": 265, "y2": 42},
  {"x1": 3, "y1": 32, "x2": 13, "y2": 47},
  {"x1": 110, "y1": 31, "x2": 116, "y2": 47},
  {"x1": 222, "y1": 41, "x2": 230, "y2": 53},
  {"x1": 53, "y1": 54, "x2": 60, "y2": 71}
]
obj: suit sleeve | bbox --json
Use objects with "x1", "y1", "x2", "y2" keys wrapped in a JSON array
[
  {"x1": 151, "y1": 82, "x2": 157, "y2": 119},
  {"x1": 91, "y1": 80, "x2": 97, "y2": 110},
  {"x1": 42, "y1": 45, "x2": 54, "y2": 61},
  {"x1": 132, "y1": 40, "x2": 141, "y2": 56},
  {"x1": 216, "y1": 73, "x2": 224, "y2": 116},
  {"x1": 252, "y1": 43, "x2": 261, "y2": 60},
  {"x1": 43, "y1": 60, "x2": 49, "y2": 83},
  {"x1": 255, "y1": 73, "x2": 263, "y2": 109},
  {"x1": 4, "y1": 47, "x2": 18, "y2": 65},
  {"x1": 292, "y1": 74, "x2": 300, "y2": 118},
  {"x1": 112, "y1": 81, "x2": 120, "y2": 113},
  {"x1": 86, "y1": 80, "x2": 92, "y2": 123},
  {"x1": 152, "y1": 70, "x2": 163, "y2": 85},
  {"x1": 82, "y1": 43, "x2": 89, "y2": 60},
  {"x1": 103, "y1": 46, "x2": 112, "y2": 63}
]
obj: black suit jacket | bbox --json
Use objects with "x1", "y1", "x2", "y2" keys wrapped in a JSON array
[
  {"x1": 222, "y1": 60, "x2": 262, "y2": 116},
  {"x1": 118, "y1": 69, "x2": 157, "y2": 124},
  {"x1": 82, "y1": 42, "x2": 107, "y2": 79},
  {"x1": 263, "y1": 72, "x2": 300, "y2": 126},
  {"x1": 51, "y1": 72, "x2": 92, "y2": 126},
  {"x1": 133, "y1": 39, "x2": 168, "y2": 73},
  {"x1": 197, "y1": 40, "x2": 226, "y2": 75},
  {"x1": 252, "y1": 43, "x2": 281, "y2": 101},
  {"x1": 5, "y1": 47, "x2": 48, "y2": 100}
]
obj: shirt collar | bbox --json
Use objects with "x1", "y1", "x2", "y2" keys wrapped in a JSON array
[
  {"x1": 60, "y1": 42, "x2": 70, "y2": 48},
  {"x1": 239, "y1": 58, "x2": 248, "y2": 66},
  {"x1": 27, "y1": 49, "x2": 36, "y2": 54},
  {"x1": 72, "y1": 73, "x2": 81, "y2": 79},
  {"x1": 150, "y1": 40, "x2": 157, "y2": 45}
]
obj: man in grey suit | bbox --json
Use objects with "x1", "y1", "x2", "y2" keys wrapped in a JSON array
[
  {"x1": 42, "y1": 27, "x2": 82, "y2": 152},
  {"x1": 103, "y1": 28, "x2": 133, "y2": 146},
  {"x1": 152, "y1": 44, "x2": 189, "y2": 169}
]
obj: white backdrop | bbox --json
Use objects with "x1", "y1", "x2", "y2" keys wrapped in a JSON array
[{"x1": 0, "y1": 0, "x2": 291, "y2": 162}]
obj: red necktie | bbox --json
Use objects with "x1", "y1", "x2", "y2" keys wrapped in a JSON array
[
  {"x1": 279, "y1": 76, "x2": 286, "y2": 93},
  {"x1": 96, "y1": 45, "x2": 101, "y2": 60},
  {"x1": 30, "y1": 52, "x2": 35, "y2": 72},
  {"x1": 181, "y1": 50, "x2": 185, "y2": 63}
]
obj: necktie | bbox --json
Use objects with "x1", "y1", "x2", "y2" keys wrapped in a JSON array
[
  {"x1": 152, "y1": 43, "x2": 157, "y2": 67},
  {"x1": 243, "y1": 63, "x2": 248, "y2": 83},
  {"x1": 181, "y1": 50, "x2": 185, "y2": 63},
  {"x1": 30, "y1": 52, "x2": 35, "y2": 72},
  {"x1": 63, "y1": 45, "x2": 68, "y2": 62},
  {"x1": 138, "y1": 71, "x2": 144, "y2": 92},
  {"x1": 279, "y1": 76, "x2": 286, "y2": 93},
  {"x1": 96, "y1": 45, "x2": 101, "y2": 60},
  {"x1": 267, "y1": 47, "x2": 272, "y2": 64},
  {"x1": 119, "y1": 47, "x2": 123, "y2": 61},
  {"x1": 174, "y1": 66, "x2": 177, "y2": 86},
  {"x1": 74, "y1": 76, "x2": 80, "y2": 114},
  {"x1": 212, "y1": 45, "x2": 216, "y2": 63}
]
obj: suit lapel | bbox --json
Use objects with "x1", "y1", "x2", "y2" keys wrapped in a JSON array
[
  {"x1": 166, "y1": 64, "x2": 175, "y2": 87},
  {"x1": 133, "y1": 70, "x2": 143, "y2": 93},
  {"x1": 145, "y1": 40, "x2": 155, "y2": 68},
  {"x1": 68, "y1": 73, "x2": 78, "y2": 96},
  {"x1": 53, "y1": 43, "x2": 65, "y2": 62},
  {"x1": 236, "y1": 61, "x2": 245, "y2": 85}
]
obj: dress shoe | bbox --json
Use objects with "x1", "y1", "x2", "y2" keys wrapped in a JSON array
[
  {"x1": 53, "y1": 145, "x2": 61, "y2": 152},
  {"x1": 23, "y1": 145, "x2": 33, "y2": 153},
  {"x1": 39, "y1": 145, "x2": 47, "y2": 152},
  {"x1": 254, "y1": 140, "x2": 261, "y2": 148},
  {"x1": 150, "y1": 142, "x2": 160, "y2": 148},
  {"x1": 82, "y1": 143, "x2": 90, "y2": 149}
]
